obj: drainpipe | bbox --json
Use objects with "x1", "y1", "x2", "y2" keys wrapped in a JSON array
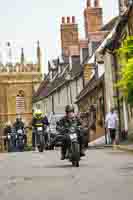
[
  {"x1": 102, "y1": 81, "x2": 107, "y2": 144},
  {"x1": 69, "y1": 80, "x2": 73, "y2": 105},
  {"x1": 113, "y1": 52, "x2": 122, "y2": 139},
  {"x1": 52, "y1": 95, "x2": 54, "y2": 114}
]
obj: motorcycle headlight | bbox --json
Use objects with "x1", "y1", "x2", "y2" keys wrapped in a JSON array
[
  {"x1": 17, "y1": 129, "x2": 23, "y2": 134},
  {"x1": 70, "y1": 127, "x2": 75, "y2": 133}
]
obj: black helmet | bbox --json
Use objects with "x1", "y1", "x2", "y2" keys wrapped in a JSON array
[{"x1": 65, "y1": 105, "x2": 74, "y2": 113}]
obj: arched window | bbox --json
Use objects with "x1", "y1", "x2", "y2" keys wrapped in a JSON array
[{"x1": 16, "y1": 90, "x2": 25, "y2": 114}]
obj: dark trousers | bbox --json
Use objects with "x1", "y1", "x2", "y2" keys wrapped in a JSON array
[{"x1": 32, "y1": 129, "x2": 36, "y2": 148}]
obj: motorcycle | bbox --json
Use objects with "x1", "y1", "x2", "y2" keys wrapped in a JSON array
[
  {"x1": 36, "y1": 125, "x2": 47, "y2": 152},
  {"x1": 45, "y1": 126, "x2": 55, "y2": 150},
  {"x1": 16, "y1": 128, "x2": 26, "y2": 151},
  {"x1": 66, "y1": 126, "x2": 80, "y2": 167},
  {"x1": 56, "y1": 125, "x2": 81, "y2": 167},
  {"x1": 7, "y1": 131, "x2": 15, "y2": 152}
]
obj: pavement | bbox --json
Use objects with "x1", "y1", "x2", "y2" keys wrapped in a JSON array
[
  {"x1": 116, "y1": 144, "x2": 133, "y2": 153},
  {"x1": 0, "y1": 148, "x2": 133, "y2": 200},
  {"x1": 88, "y1": 135, "x2": 133, "y2": 153}
]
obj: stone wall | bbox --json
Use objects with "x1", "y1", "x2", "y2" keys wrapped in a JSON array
[{"x1": 0, "y1": 72, "x2": 42, "y2": 136}]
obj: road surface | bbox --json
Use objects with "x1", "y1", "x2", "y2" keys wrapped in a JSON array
[{"x1": 0, "y1": 148, "x2": 133, "y2": 200}]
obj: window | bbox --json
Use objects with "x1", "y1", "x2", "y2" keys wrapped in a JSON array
[{"x1": 16, "y1": 90, "x2": 25, "y2": 114}]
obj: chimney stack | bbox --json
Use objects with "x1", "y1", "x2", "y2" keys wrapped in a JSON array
[
  {"x1": 60, "y1": 16, "x2": 79, "y2": 57},
  {"x1": 72, "y1": 16, "x2": 75, "y2": 24},
  {"x1": 67, "y1": 16, "x2": 70, "y2": 23},
  {"x1": 84, "y1": 0, "x2": 103, "y2": 38},
  {"x1": 87, "y1": 0, "x2": 91, "y2": 7},
  {"x1": 62, "y1": 17, "x2": 65, "y2": 24},
  {"x1": 94, "y1": 0, "x2": 99, "y2": 7}
]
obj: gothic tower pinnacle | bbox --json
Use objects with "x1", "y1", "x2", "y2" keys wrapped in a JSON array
[
  {"x1": 37, "y1": 40, "x2": 41, "y2": 72},
  {"x1": 21, "y1": 48, "x2": 24, "y2": 65}
]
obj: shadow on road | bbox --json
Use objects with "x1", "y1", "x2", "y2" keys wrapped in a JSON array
[{"x1": 44, "y1": 163, "x2": 88, "y2": 169}]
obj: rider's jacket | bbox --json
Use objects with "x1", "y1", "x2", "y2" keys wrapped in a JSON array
[
  {"x1": 32, "y1": 116, "x2": 49, "y2": 128},
  {"x1": 4, "y1": 126, "x2": 12, "y2": 136},
  {"x1": 56, "y1": 116, "x2": 81, "y2": 134},
  {"x1": 13, "y1": 121, "x2": 24, "y2": 132}
]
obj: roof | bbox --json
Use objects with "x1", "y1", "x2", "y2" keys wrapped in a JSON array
[
  {"x1": 96, "y1": 6, "x2": 132, "y2": 54},
  {"x1": 100, "y1": 17, "x2": 119, "y2": 31},
  {"x1": 33, "y1": 55, "x2": 83, "y2": 103},
  {"x1": 47, "y1": 61, "x2": 83, "y2": 97},
  {"x1": 76, "y1": 75, "x2": 104, "y2": 103}
]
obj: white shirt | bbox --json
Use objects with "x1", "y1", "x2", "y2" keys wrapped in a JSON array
[{"x1": 105, "y1": 112, "x2": 118, "y2": 129}]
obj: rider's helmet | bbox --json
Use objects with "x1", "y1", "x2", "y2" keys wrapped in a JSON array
[
  {"x1": 16, "y1": 116, "x2": 22, "y2": 122},
  {"x1": 65, "y1": 105, "x2": 75, "y2": 113},
  {"x1": 34, "y1": 109, "x2": 43, "y2": 119}
]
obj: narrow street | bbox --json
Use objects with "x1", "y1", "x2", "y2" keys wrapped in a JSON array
[{"x1": 0, "y1": 149, "x2": 133, "y2": 200}]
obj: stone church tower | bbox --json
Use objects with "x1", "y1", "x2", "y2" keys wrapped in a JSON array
[{"x1": 0, "y1": 42, "x2": 42, "y2": 134}]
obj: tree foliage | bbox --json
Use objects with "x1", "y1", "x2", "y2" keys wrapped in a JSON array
[{"x1": 117, "y1": 36, "x2": 133, "y2": 104}]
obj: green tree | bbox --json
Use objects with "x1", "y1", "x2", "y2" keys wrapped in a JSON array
[{"x1": 117, "y1": 36, "x2": 133, "y2": 105}]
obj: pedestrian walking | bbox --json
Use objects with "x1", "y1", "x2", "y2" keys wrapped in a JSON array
[{"x1": 105, "y1": 108, "x2": 119, "y2": 146}]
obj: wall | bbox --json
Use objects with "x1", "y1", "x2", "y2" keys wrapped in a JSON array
[
  {"x1": 45, "y1": 76, "x2": 83, "y2": 114},
  {"x1": 104, "y1": 52, "x2": 115, "y2": 113},
  {"x1": 0, "y1": 72, "x2": 41, "y2": 134},
  {"x1": 77, "y1": 83, "x2": 105, "y2": 142}
]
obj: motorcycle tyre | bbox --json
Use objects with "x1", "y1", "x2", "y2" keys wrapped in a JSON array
[
  {"x1": 8, "y1": 140, "x2": 12, "y2": 152},
  {"x1": 71, "y1": 142, "x2": 80, "y2": 167}
]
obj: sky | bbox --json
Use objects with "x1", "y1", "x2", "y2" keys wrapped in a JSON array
[{"x1": 0, "y1": 0, "x2": 118, "y2": 73}]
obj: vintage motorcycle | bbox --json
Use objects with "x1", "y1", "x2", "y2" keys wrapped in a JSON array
[
  {"x1": 7, "y1": 130, "x2": 16, "y2": 152},
  {"x1": 36, "y1": 124, "x2": 47, "y2": 152},
  {"x1": 56, "y1": 125, "x2": 81, "y2": 167},
  {"x1": 16, "y1": 128, "x2": 26, "y2": 151}
]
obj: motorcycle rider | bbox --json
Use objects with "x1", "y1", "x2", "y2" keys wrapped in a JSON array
[
  {"x1": 3, "y1": 121, "x2": 12, "y2": 150},
  {"x1": 13, "y1": 117, "x2": 27, "y2": 148},
  {"x1": 32, "y1": 109, "x2": 49, "y2": 148},
  {"x1": 13, "y1": 117, "x2": 25, "y2": 132},
  {"x1": 56, "y1": 105, "x2": 85, "y2": 160}
]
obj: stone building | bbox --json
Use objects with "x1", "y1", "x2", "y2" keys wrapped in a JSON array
[
  {"x1": 96, "y1": 3, "x2": 133, "y2": 138},
  {"x1": 0, "y1": 42, "x2": 42, "y2": 134},
  {"x1": 33, "y1": 0, "x2": 108, "y2": 115},
  {"x1": 74, "y1": 0, "x2": 117, "y2": 142}
]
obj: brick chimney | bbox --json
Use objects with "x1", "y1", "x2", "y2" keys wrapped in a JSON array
[
  {"x1": 87, "y1": 0, "x2": 91, "y2": 7},
  {"x1": 94, "y1": 0, "x2": 99, "y2": 7},
  {"x1": 62, "y1": 17, "x2": 65, "y2": 24},
  {"x1": 84, "y1": 0, "x2": 103, "y2": 38},
  {"x1": 72, "y1": 16, "x2": 75, "y2": 24},
  {"x1": 60, "y1": 16, "x2": 79, "y2": 57}
]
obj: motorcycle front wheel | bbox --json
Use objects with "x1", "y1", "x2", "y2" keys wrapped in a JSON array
[{"x1": 71, "y1": 142, "x2": 80, "y2": 167}]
